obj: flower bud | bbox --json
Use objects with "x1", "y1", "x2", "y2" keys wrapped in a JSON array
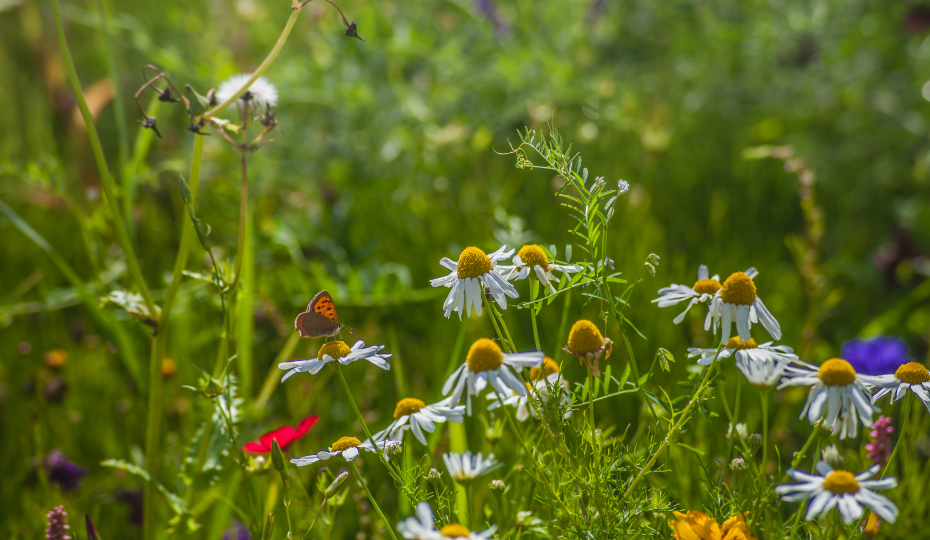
[
  {"x1": 617, "y1": 179, "x2": 630, "y2": 195},
  {"x1": 821, "y1": 445, "x2": 845, "y2": 470},
  {"x1": 730, "y1": 457, "x2": 748, "y2": 473},
  {"x1": 271, "y1": 439, "x2": 286, "y2": 473},
  {"x1": 325, "y1": 471, "x2": 349, "y2": 499},
  {"x1": 489, "y1": 479, "x2": 506, "y2": 493},
  {"x1": 747, "y1": 433, "x2": 762, "y2": 450},
  {"x1": 427, "y1": 467, "x2": 442, "y2": 487}
]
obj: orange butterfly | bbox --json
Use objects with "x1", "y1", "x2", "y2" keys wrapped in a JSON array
[{"x1": 295, "y1": 291, "x2": 353, "y2": 339}]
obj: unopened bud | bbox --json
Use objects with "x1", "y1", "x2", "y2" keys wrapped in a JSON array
[
  {"x1": 427, "y1": 468, "x2": 442, "y2": 486},
  {"x1": 325, "y1": 471, "x2": 349, "y2": 499},
  {"x1": 385, "y1": 441, "x2": 403, "y2": 458},
  {"x1": 645, "y1": 262, "x2": 656, "y2": 277},
  {"x1": 617, "y1": 179, "x2": 630, "y2": 195},
  {"x1": 489, "y1": 479, "x2": 506, "y2": 493},
  {"x1": 730, "y1": 457, "x2": 748, "y2": 472},
  {"x1": 747, "y1": 433, "x2": 762, "y2": 450},
  {"x1": 271, "y1": 439, "x2": 286, "y2": 473},
  {"x1": 821, "y1": 445, "x2": 845, "y2": 470}
]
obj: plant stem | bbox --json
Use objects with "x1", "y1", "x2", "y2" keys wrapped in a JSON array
[
  {"x1": 301, "y1": 500, "x2": 327, "y2": 540},
  {"x1": 350, "y1": 462, "x2": 399, "y2": 540},
  {"x1": 529, "y1": 278, "x2": 542, "y2": 351},
  {"x1": 95, "y1": 0, "x2": 129, "y2": 207},
  {"x1": 750, "y1": 390, "x2": 770, "y2": 528},
  {"x1": 620, "y1": 352, "x2": 720, "y2": 503},
  {"x1": 51, "y1": 0, "x2": 157, "y2": 317},
  {"x1": 205, "y1": 9, "x2": 302, "y2": 118},
  {"x1": 232, "y1": 101, "x2": 250, "y2": 289},
  {"x1": 882, "y1": 394, "x2": 914, "y2": 478},
  {"x1": 488, "y1": 301, "x2": 516, "y2": 353},
  {"x1": 142, "y1": 136, "x2": 204, "y2": 540}
]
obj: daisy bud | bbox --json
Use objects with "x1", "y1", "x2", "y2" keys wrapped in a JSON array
[
  {"x1": 821, "y1": 445, "x2": 845, "y2": 470},
  {"x1": 325, "y1": 471, "x2": 349, "y2": 499},
  {"x1": 489, "y1": 479, "x2": 506, "y2": 493},
  {"x1": 427, "y1": 467, "x2": 443, "y2": 486},
  {"x1": 730, "y1": 457, "x2": 748, "y2": 473},
  {"x1": 386, "y1": 441, "x2": 404, "y2": 458},
  {"x1": 747, "y1": 433, "x2": 763, "y2": 450},
  {"x1": 271, "y1": 439, "x2": 286, "y2": 473}
]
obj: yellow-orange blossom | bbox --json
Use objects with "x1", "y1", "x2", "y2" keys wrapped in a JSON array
[{"x1": 668, "y1": 510, "x2": 757, "y2": 540}]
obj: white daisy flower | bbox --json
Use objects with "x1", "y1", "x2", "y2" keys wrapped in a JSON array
[
  {"x1": 687, "y1": 336, "x2": 798, "y2": 366},
  {"x1": 735, "y1": 354, "x2": 791, "y2": 390},
  {"x1": 497, "y1": 244, "x2": 579, "y2": 294},
  {"x1": 652, "y1": 264, "x2": 722, "y2": 323},
  {"x1": 216, "y1": 74, "x2": 278, "y2": 109},
  {"x1": 778, "y1": 358, "x2": 881, "y2": 439},
  {"x1": 375, "y1": 397, "x2": 465, "y2": 445},
  {"x1": 775, "y1": 462, "x2": 898, "y2": 525},
  {"x1": 442, "y1": 338, "x2": 543, "y2": 415},
  {"x1": 430, "y1": 246, "x2": 519, "y2": 319},
  {"x1": 278, "y1": 340, "x2": 391, "y2": 382},
  {"x1": 442, "y1": 450, "x2": 502, "y2": 485},
  {"x1": 397, "y1": 502, "x2": 497, "y2": 540},
  {"x1": 487, "y1": 358, "x2": 570, "y2": 421},
  {"x1": 871, "y1": 361, "x2": 930, "y2": 413},
  {"x1": 704, "y1": 269, "x2": 782, "y2": 342},
  {"x1": 291, "y1": 435, "x2": 401, "y2": 466}
]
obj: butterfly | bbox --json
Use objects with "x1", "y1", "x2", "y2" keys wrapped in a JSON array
[{"x1": 295, "y1": 291, "x2": 353, "y2": 339}]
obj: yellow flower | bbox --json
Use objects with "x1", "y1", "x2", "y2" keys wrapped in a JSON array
[{"x1": 669, "y1": 511, "x2": 757, "y2": 540}]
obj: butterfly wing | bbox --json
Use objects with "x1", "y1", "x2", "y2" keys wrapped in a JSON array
[{"x1": 295, "y1": 291, "x2": 342, "y2": 338}]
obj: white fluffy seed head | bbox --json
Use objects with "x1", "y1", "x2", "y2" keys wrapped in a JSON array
[{"x1": 216, "y1": 74, "x2": 278, "y2": 108}]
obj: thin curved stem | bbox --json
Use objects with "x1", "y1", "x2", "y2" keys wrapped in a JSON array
[
  {"x1": 350, "y1": 462, "x2": 399, "y2": 540},
  {"x1": 882, "y1": 394, "x2": 914, "y2": 478}
]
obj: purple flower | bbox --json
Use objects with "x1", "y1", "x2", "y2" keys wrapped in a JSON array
[
  {"x1": 840, "y1": 337, "x2": 911, "y2": 376},
  {"x1": 866, "y1": 416, "x2": 893, "y2": 467},
  {"x1": 222, "y1": 522, "x2": 250, "y2": 540},
  {"x1": 44, "y1": 450, "x2": 87, "y2": 492},
  {"x1": 45, "y1": 506, "x2": 72, "y2": 540}
]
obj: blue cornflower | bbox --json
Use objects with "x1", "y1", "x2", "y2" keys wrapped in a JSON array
[{"x1": 840, "y1": 337, "x2": 911, "y2": 376}]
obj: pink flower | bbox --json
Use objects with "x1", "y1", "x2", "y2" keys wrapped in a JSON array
[
  {"x1": 241, "y1": 416, "x2": 318, "y2": 454},
  {"x1": 865, "y1": 416, "x2": 893, "y2": 467}
]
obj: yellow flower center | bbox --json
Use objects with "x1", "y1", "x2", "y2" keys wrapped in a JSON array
[
  {"x1": 692, "y1": 278, "x2": 722, "y2": 296},
  {"x1": 725, "y1": 337, "x2": 758, "y2": 350},
  {"x1": 818, "y1": 358, "x2": 857, "y2": 386},
  {"x1": 439, "y1": 524, "x2": 471, "y2": 537},
  {"x1": 530, "y1": 356, "x2": 560, "y2": 381},
  {"x1": 161, "y1": 358, "x2": 178, "y2": 377},
  {"x1": 823, "y1": 470, "x2": 859, "y2": 494},
  {"x1": 456, "y1": 247, "x2": 493, "y2": 279},
  {"x1": 44, "y1": 349, "x2": 69, "y2": 369},
  {"x1": 719, "y1": 272, "x2": 757, "y2": 305},
  {"x1": 318, "y1": 340, "x2": 352, "y2": 361},
  {"x1": 518, "y1": 245, "x2": 549, "y2": 269},
  {"x1": 567, "y1": 320, "x2": 604, "y2": 354},
  {"x1": 393, "y1": 397, "x2": 426, "y2": 419},
  {"x1": 895, "y1": 362, "x2": 930, "y2": 385},
  {"x1": 466, "y1": 338, "x2": 504, "y2": 372},
  {"x1": 330, "y1": 436, "x2": 362, "y2": 453}
]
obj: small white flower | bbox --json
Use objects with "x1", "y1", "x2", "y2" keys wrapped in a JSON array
[
  {"x1": 216, "y1": 74, "x2": 278, "y2": 109},
  {"x1": 617, "y1": 179, "x2": 630, "y2": 194},
  {"x1": 652, "y1": 265, "x2": 722, "y2": 324},
  {"x1": 430, "y1": 245, "x2": 519, "y2": 319},
  {"x1": 397, "y1": 502, "x2": 497, "y2": 540},
  {"x1": 487, "y1": 372, "x2": 570, "y2": 421},
  {"x1": 728, "y1": 422, "x2": 748, "y2": 440},
  {"x1": 375, "y1": 397, "x2": 465, "y2": 445},
  {"x1": 291, "y1": 436, "x2": 400, "y2": 466},
  {"x1": 497, "y1": 244, "x2": 579, "y2": 295},
  {"x1": 871, "y1": 361, "x2": 930, "y2": 413},
  {"x1": 775, "y1": 462, "x2": 898, "y2": 525},
  {"x1": 278, "y1": 340, "x2": 391, "y2": 382},
  {"x1": 778, "y1": 358, "x2": 880, "y2": 439},
  {"x1": 687, "y1": 336, "x2": 798, "y2": 366},
  {"x1": 705, "y1": 269, "x2": 781, "y2": 342},
  {"x1": 442, "y1": 338, "x2": 543, "y2": 415},
  {"x1": 442, "y1": 451, "x2": 502, "y2": 485},
  {"x1": 735, "y1": 354, "x2": 791, "y2": 390}
]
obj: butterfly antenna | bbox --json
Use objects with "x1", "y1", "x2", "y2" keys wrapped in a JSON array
[{"x1": 344, "y1": 325, "x2": 355, "y2": 336}]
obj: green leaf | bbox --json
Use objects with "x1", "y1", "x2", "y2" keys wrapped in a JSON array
[
  {"x1": 676, "y1": 443, "x2": 706, "y2": 457},
  {"x1": 565, "y1": 244, "x2": 572, "y2": 262},
  {"x1": 102, "y1": 459, "x2": 188, "y2": 515},
  {"x1": 179, "y1": 176, "x2": 192, "y2": 205}
]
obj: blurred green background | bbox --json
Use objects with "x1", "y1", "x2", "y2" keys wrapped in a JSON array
[{"x1": 3, "y1": 0, "x2": 930, "y2": 536}]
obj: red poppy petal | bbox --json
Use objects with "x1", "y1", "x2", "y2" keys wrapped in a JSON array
[
  {"x1": 241, "y1": 441, "x2": 271, "y2": 454},
  {"x1": 294, "y1": 416, "x2": 319, "y2": 439},
  {"x1": 260, "y1": 426, "x2": 296, "y2": 450}
]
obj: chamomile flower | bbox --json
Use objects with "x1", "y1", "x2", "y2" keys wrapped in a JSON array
[
  {"x1": 430, "y1": 245, "x2": 519, "y2": 319},
  {"x1": 775, "y1": 462, "x2": 898, "y2": 525},
  {"x1": 442, "y1": 338, "x2": 543, "y2": 415},
  {"x1": 778, "y1": 358, "x2": 881, "y2": 439},
  {"x1": 398, "y1": 502, "x2": 498, "y2": 540},
  {"x1": 871, "y1": 362, "x2": 930, "y2": 413},
  {"x1": 278, "y1": 340, "x2": 391, "y2": 382},
  {"x1": 687, "y1": 337, "x2": 798, "y2": 366},
  {"x1": 290, "y1": 435, "x2": 401, "y2": 466},
  {"x1": 563, "y1": 319, "x2": 612, "y2": 376},
  {"x1": 497, "y1": 245, "x2": 579, "y2": 294},
  {"x1": 653, "y1": 265, "x2": 722, "y2": 323},
  {"x1": 735, "y1": 354, "x2": 790, "y2": 390},
  {"x1": 442, "y1": 451, "x2": 502, "y2": 485},
  {"x1": 375, "y1": 397, "x2": 465, "y2": 445},
  {"x1": 704, "y1": 270, "x2": 782, "y2": 342},
  {"x1": 216, "y1": 74, "x2": 278, "y2": 109}
]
